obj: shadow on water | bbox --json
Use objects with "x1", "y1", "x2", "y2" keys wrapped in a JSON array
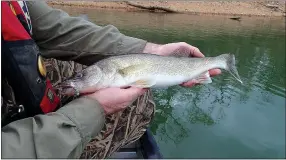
[{"x1": 54, "y1": 6, "x2": 285, "y2": 159}]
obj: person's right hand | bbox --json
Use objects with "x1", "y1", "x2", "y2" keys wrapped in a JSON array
[
  {"x1": 85, "y1": 87, "x2": 147, "y2": 115},
  {"x1": 143, "y1": 42, "x2": 221, "y2": 87}
]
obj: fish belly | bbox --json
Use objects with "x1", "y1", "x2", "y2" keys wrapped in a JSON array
[
  {"x1": 153, "y1": 75, "x2": 189, "y2": 87},
  {"x1": 124, "y1": 74, "x2": 189, "y2": 88}
]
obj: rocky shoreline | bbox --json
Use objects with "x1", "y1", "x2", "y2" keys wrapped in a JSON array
[{"x1": 47, "y1": 0, "x2": 285, "y2": 17}]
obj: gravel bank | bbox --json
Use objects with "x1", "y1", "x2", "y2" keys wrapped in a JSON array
[{"x1": 47, "y1": 0, "x2": 285, "y2": 17}]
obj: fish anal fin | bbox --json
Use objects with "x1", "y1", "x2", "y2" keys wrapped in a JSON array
[
  {"x1": 130, "y1": 79, "x2": 155, "y2": 88},
  {"x1": 193, "y1": 71, "x2": 212, "y2": 84}
]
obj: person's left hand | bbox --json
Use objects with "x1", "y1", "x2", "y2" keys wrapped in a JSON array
[
  {"x1": 143, "y1": 42, "x2": 221, "y2": 87},
  {"x1": 86, "y1": 87, "x2": 147, "y2": 115}
]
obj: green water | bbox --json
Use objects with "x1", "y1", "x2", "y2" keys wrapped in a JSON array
[{"x1": 56, "y1": 6, "x2": 285, "y2": 158}]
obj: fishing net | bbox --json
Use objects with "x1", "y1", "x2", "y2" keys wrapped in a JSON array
[{"x1": 44, "y1": 58, "x2": 156, "y2": 159}]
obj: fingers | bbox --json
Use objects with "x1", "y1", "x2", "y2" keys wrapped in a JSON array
[
  {"x1": 120, "y1": 87, "x2": 148, "y2": 98},
  {"x1": 188, "y1": 45, "x2": 204, "y2": 58},
  {"x1": 180, "y1": 79, "x2": 197, "y2": 87},
  {"x1": 181, "y1": 81, "x2": 197, "y2": 87},
  {"x1": 191, "y1": 47, "x2": 204, "y2": 58},
  {"x1": 209, "y1": 69, "x2": 221, "y2": 77},
  {"x1": 183, "y1": 43, "x2": 222, "y2": 77},
  {"x1": 179, "y1": 42, "x2": 204, "y2": 58},
  {"x1": 181, "y1": 69, "x2": 222, "y2": 88}
]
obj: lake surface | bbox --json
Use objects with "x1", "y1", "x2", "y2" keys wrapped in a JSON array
[{"x1": 55, "y1": 6, "x2": 285, "y2": 158}]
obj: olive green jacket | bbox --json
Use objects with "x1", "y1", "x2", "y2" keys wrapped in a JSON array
[{"x1": 1, "y1": 1, "x2": 147, "y2": 159}]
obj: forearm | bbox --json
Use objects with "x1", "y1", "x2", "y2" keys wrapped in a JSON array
[
  {"x1": 1, "y1": 97, "x2": 105, "y2": 159},
  {"x1": 26, "y1": 1, "x2": 147, "y2": 66},
  {"x1": 142, "y1": 42, "x2": 163, "y2": 54}
]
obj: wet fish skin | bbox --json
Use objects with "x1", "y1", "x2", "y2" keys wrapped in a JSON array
[{"x1": 59, "y1": 53, "x2": 242, "y2": 95}]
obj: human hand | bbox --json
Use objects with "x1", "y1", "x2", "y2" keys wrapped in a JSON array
[
  {"x1": 86, "y1": 87, "x2": 147, "y2": 115},
  {"x1": 143, "y1": 42, "x2": 221, "y2": 87}
]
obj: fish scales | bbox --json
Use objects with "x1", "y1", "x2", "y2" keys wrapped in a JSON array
[{"x1": 58, "y1": 53, "x2": 242, "y2": 95}]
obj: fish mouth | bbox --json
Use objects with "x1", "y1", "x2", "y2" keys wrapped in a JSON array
[
  {"x1": 55, "y1": 81, "x2": 79, "y2": 96},
  {"x1": 56, "y1": 81, "x2": 74, "y2": 89}
]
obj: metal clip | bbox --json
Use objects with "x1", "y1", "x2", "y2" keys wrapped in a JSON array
[
  {"x1": 18, "y1": 104, "x2": 24, "y2": 113},
  {"x1": 8, "y1": 104, "x2": 24, "y2": 118},
  {"x1": 73, "y1": 88, "x2": 80, "y2": 98}
]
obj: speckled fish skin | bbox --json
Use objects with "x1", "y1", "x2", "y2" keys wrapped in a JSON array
[{"x1": 59, "y1": 53, "x2": 242, "y2": 95}]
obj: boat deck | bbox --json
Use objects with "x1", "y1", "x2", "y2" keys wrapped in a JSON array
[
  {"x1": 109, "y1": 141, "x2": 144, "y2": 159},
  {"x1": 109, "y1": 129, "x2": 163, "y2": 159}
]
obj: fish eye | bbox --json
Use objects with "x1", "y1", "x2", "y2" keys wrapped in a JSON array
[{"x1": 74, "y1": 73, "x2": 83, "y2": 79}]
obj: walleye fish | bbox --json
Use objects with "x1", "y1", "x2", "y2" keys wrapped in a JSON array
[{"x1": 59, "y1": 53, "x2": 242, "y2": 95}]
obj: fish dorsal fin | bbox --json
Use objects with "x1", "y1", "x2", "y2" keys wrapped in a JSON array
[{"x1": 118, "y1": 64, "x2": 148, "y2": 77}]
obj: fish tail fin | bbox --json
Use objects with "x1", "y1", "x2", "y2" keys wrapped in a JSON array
[{"x1": 218, "y1": 54, "x2": 243, "y2": 84}]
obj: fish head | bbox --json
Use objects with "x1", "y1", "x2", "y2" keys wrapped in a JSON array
[
  {"x1": 57, "y1": 65, "x2": 104, "y2": 96},
  {"x1": 57, "y1": 70, "x2": 92, "y2": 96}
]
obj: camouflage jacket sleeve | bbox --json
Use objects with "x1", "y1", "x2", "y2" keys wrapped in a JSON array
[
  {"x1": 1, "y1": 97, "x2": 105, "y2": 159},
  {"x1": 26, "y1": 1, "x2": 147, "y2": 66}
]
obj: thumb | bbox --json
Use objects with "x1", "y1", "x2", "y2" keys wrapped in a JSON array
[{"x1": 189, "y1": 45, "x2": 204, "y2": 58}]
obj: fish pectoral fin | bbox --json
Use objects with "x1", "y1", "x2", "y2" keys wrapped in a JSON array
[
  {"x1": 130, "y1": 79, "x2": 155, "y2": 88},
  {"x1": 118, "y1": 64, "x2": 147, "y2": 77},
  {"x1": 193, "y1": 71, "x2": 212, "y2": 84}
]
